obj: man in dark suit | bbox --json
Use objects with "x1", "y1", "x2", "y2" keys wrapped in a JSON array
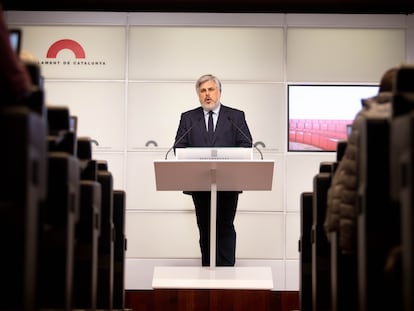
[{"x1": 174, "y1": 74, "x2": 253, "y2": 266}]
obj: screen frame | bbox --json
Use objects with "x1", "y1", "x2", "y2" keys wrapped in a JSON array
[
  {"x1": 287, "y1": 83, "x2": 379, "y2": 152},
  {"x1": 8, "y1": 29, "x2": 22, "y2": 55}
]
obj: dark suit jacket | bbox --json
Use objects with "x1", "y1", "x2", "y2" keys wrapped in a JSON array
[
  {"x1": 174, "y1": 104, "x2": 253, "y2": 195},
  {"x1": 174, "y1": 104, "x2": 253, "y2": 149}
]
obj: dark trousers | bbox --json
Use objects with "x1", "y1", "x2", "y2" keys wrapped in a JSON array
[{"x1": 191, "y1": 191, "x2": 239, "y2": 266}]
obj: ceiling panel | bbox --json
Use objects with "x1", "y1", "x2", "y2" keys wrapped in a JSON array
[{"x1": 2, "y1": 0, "x2": 414, "y2": 14}]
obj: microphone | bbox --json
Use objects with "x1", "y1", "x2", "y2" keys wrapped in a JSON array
[
  {"x1": 227, "y1": 116, "x2": 263, "y2": 160},
  {"x1": 165, "y1": 117, "x2": 202, "y2": 160}
]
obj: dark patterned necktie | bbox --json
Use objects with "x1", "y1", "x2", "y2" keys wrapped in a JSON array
[{"x1": 208, "y1": 111, "x2": 214, "y2": 142}]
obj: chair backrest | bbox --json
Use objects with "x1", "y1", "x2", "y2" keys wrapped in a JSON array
[
  {"x1": 0, "y1": 105, "x2": 47, "y2": 311},
  {"x1": 312, "y1": 172, "x2": 332, "y2": 311},
  {"x1": 357, "y1": 116, "x2": 393, "y2": 311},
  {"x1": 96, "y1": 168, "x2": 114, "y2": 310},
  {"x1": 300, "y1": 191, "x2": 313, "y2": 311},
  {"x1": 113, "y1": 190, "x2": 127, "y2": 310},
  {"x1": 390, "y1": 65, "x2": 414, "y2": 311}
]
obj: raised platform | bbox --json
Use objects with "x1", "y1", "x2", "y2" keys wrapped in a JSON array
[
  {"x1": 125, "y1": 289, "x2": 300, "y2": 311},
  {"x1": 152, "y1": 266, "x2": 274, "y2": 290}
]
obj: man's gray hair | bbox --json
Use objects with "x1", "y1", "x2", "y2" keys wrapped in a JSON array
[{"x1": 195, "y1": 74, "x2": 222, "y2": 93}]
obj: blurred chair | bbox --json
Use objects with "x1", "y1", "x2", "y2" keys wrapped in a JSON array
[
  {"x1": 0, "y1": 52, "x2": 47, "y2": 310},
  {"x1": 327, "y1": 140, "x2": 358, "y2": 311},
  {"x1": 0, "y1": 90, "x2": 47, "y2": 311},
  {"x1": 357, "y1": 116, "x2": 394, "y2": 311},
  {"x1": 73, "y1": 179, "x2": 101, "y2": 310},
  {"x1": 36, "y1": 105, "x2": 80, "y2": 310},
  {"x1": 390, "y1": 65, "x2": 414, "y2": 311},
  {"x1": 299, "y1": 191, "x2": 313, "y2": 311},
  {"x1": 312, "y1": 171, "x2": 332, "y2": 311},
  {"x1": 73, "y1": 136, "x2": 101, "y2": 310},
  {"x1": 113, "y1": 190, "x2": 127, "y2": 310},
  {"x1": 96, "y1": 161, "x2": 115, "y2": 310}
]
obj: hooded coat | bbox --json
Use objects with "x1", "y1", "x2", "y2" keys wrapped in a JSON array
[{"x1": 324, "y1": 92, "x2": 392, "y2": 253}]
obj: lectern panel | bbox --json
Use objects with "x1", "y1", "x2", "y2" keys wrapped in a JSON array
[{"x1": 154, "y1": 160, "x2": 274, "y2": 191}]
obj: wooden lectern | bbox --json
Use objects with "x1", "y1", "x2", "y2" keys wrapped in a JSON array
[{"x1": 152, "y1": 155, "x2": 275, "y2": 289}]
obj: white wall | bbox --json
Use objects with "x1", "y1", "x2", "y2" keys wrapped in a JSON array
[{"x1": 5, "y1": 11, "x2": 413, "y2": 290}]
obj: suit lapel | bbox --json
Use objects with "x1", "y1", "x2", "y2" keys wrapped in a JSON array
[{"x1": 214, "y1": 105, "x2": 228, "y2": 141}]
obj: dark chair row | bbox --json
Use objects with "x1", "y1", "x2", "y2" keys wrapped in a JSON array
[
  {"x1": 299, "y1": 65, "x2": 414, "y2": 311},
  {"x1": 0, "y1": 62, "x2": 128, "y2": 311},
  {"x1": 299, "y1": 141, "x2": 345, "y2": 311}
]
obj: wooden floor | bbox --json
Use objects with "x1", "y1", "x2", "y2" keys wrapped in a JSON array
[{"x1": 125, "y1": 289, "x2": 299, "y2": 311}]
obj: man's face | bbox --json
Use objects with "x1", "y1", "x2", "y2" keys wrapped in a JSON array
[{"x1": 198, "y1": 80, "x2": 221, "y2": 111}]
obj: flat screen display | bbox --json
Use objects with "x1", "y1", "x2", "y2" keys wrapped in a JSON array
[
  {"x1": 288, "y1": 84, "x2": 379, "y2": 152},
  {"x1": 9, "y1": 29, "x2": 21, "y2": 55}
]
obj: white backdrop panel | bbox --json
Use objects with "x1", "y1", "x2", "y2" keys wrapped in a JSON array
[
  {"x1": 127, "y1": 82, "x2": 195, "y2": 150},
  {"x1": 128, "y1": 26, "x2": 284, "y2": 81},
  {"x1": 223, "y1": 83, "x2": 286, "y2": 151},
  {"x1": 45, "y1": 81, "x2": 126, "y2": 151},
  {"x1": 125, "y1": 211, "x2": 284, "y2": 259},
  {"x1": 287, "y1": 28, "x2": 406, "y2": 82},
  {"x1": 18, "y1": 25, "x2": 126, "y2": 79},
  {"x1": 285, "y1": 212, "x2": 300, "y2": 259},
  {"x1": 285, "y1": 153, "x2": 336, "y2": 212},
  {"x1": 125, "y1": 211, "x2": 200, "y2": 258},
  {"x1": 236, "y1": 152, "x2": 284, "y2": 212},
  {"x1": 126, "y1": 151, "x2": 195, "y2": 211},
  {"x1": 92, "y1": 152, "x2": 125, "y2": 191},
  {"x1": 235, "y1": 212, "x2": 284, "y2": 259}
]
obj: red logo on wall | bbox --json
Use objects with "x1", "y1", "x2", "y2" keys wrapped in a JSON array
[
  {"x1": 40, "y1": 38, "x2": 105, "y2": 67},
  {"x1": 46, "y1": 39, "x2": 86, "y2": 59}
]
